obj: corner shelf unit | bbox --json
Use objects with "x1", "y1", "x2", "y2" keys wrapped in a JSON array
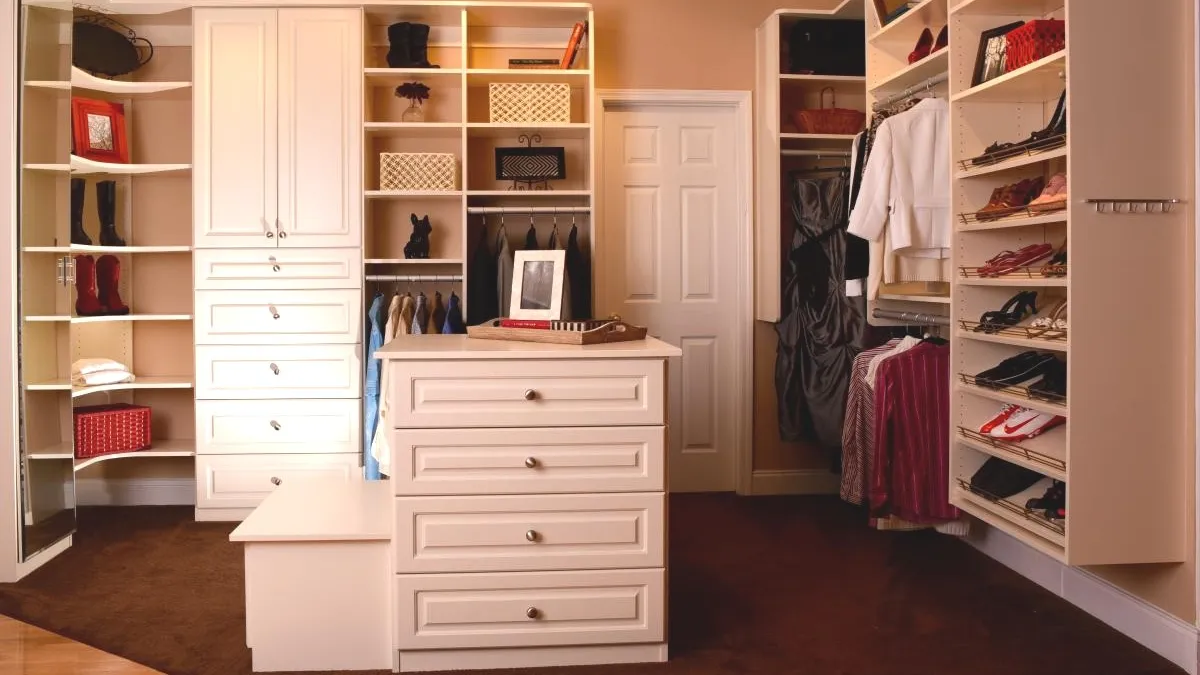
[
  {"x1": 947, "y1": 0, "x2": 1191, "y2": 564},
  {"x1": 360, "y1": 3, "x2": 595, "y2": 313}
]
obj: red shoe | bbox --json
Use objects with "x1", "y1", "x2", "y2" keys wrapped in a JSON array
[
  {"x1": 978, "y1": 404, "x2": 1020, "y2": 434},
  {"x1": 932, "y1": 24, "x2": 948, "y2": 53},
  {"x1": 73, "y1": 254, "x2": 107, "y2": 317},
  {"x1": 908, "y1": 27, "x2": 934, "y2": 64},
  {"x1": 95, "y1": 254, "x2": 130, "y2": 316}
]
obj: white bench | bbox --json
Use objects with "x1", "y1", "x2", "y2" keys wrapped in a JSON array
[{"x1": 230, "y1": 478, "x2": 393, "y2": 673}]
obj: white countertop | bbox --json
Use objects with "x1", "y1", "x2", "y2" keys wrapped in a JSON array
[
  {"x1": 229, "y1": 478, "x2": 391, "y2": 543},
  {"x1": 374, "y1": 333, "x2": 682, "y2": 360}
]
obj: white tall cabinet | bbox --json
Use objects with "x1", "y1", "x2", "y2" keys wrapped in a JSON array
[{"x1": 192, "y1": 7, "x2": 365, "y2": 521}]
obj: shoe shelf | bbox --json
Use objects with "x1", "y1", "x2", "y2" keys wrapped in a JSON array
[
  {"x1": 869, "y1": 0, "x2": 947, "y2": 45},
  {"x1": 957, "y1": 211, "x2": 1066, "y2": 233},
  {"x1": 956, "y1": 144, "x2": 1067, "y2": 180},
  {"x1": 956, "y1": 324, "x2": 1068, "y2": 348},
  {"x1": 951, "y1": 51, "x2": 1065, "y2": 104},
  {"x1": 868, "y1": 48, "x2": 948, "y2": 97},
  {"x1": 957, "y1": 376, "x2": 1066, "y2": 414},
  {"x1": 953, "y1": 478, "x2": 1066, "y2": 551},
  {"x1": 957, "y1": 426, "x2": 1066, "y2": 480},
  {"x1": 950, "y1": 0, "x2": 1063, "y2": 17}
]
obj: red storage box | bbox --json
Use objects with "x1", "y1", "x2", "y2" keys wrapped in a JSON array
[
  {"x1": 73, "y1": 403, "x2": 152, "y2": 459},
  {"x1": 1005, "y1": 19, "x2": 1065, "y2": 72}
]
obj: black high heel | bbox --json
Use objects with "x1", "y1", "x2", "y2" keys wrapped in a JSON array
[
  {"x1": 976, "y1": 290, "x2": 1038, "y2": 333},
  {"x1": 1028, "y1": 89, "x2": 1066, "y2": 142}
]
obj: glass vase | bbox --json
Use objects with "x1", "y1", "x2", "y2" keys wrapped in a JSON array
[{"x1": 401, "y1": 100, "x2": 425, "y2": 122}]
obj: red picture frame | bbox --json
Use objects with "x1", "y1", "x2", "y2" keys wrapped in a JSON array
[{"x1": 71, "y1": 97, "x2": 128, "y2": 164}]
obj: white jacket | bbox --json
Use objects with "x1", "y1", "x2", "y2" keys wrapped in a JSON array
[{"x1": 847, "y1": 97, "x2": 950, "y2": 261}]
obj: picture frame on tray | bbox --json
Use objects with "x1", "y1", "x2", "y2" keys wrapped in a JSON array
[
  {"x1": 71, "y1": 96, "x2": 129, "y2": 163},
  {"x1": 509, "y1": 249, "x2": 566, "y2": 321},
  {"x1": 972, "y1": 22, "x2": 1026, "y2": 87}
]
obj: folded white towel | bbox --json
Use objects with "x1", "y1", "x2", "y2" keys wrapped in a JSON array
[
  {"x1": 71, "y1": 370, "x2": 136, "y2": 387},
  {"x1": 72, "y1": 358, "x2": 131, "y2": 377}
]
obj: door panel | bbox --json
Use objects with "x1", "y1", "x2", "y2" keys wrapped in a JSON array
[{"x1": 601, "y1": 106, "x2": 742, "y2": 492}]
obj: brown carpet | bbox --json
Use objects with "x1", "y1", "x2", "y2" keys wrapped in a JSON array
[{"x1": 0, "y1": 494, "x2": 1185, "y2": 675}]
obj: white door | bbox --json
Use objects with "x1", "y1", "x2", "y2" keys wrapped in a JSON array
[
  {"x1": 276, "y1": 9, "x2": 362, "y2": 249},
  {"x1": 600, "y1": 103, "x2": 744, "y2": 493},
  {"x1": 193, "y1": 8, "x2": 279, "y2": 249}
]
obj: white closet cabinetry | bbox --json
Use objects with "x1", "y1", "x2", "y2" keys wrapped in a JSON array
[{"x1": 193, "y1": 8, "x2": 361, "y2": 249}]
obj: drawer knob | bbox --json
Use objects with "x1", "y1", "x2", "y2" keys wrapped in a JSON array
[
  {"x1": 270, "y1": 420, "x2": 281, "y2": 431},
  {"x1": 525, "y1": 607, "x2": 540, "y2": 619},
  {"x1": 523, "y1": 389, "x2": 537, "y2": 401},
  {"x1": 278, "y1": 230, "x2": 288, "y2": 239},
  {"x1": 524, "y1": 457, "x2": 538, "y2": 469},
  {"x1": 268, "y1": 304, "x2": 280, "y2": 320},
  {"x1": 270, "y1": 477, "x2": 281, "y2": 486},
  {"x1": 268, "y1": 256, "x2": 280, "y2": 272},
  {"x1": 265, "y1": 231, "x2": 274, "y2": 239},
  {"x1": 270, "y1": 363, "x2": 280, "y2": 375},
  {"x1": 525, "y1": 529, "x2": 539, "y2": 542},
  {"x1": 272, "y1": 264, "x2": 281, "y2": 272}
]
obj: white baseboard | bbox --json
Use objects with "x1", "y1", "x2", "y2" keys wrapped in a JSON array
[
  {"x1": 969, "y1": 524, "x2": 1199, "y2": 675},
  {"x1": 749, "y1": 469, "x2": 840, "y2": 495},
  {"x1": 75, "y1": 477, "x2": 195, "y2": 507}
]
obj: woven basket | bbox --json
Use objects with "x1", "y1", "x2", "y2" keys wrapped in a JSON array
[
  {"x1": 1004, "y1": 19, "x2": 1065, "y2": 71},
  {"x1": 791, "y1": 87, "x2": 865, "y2": 135},
  {"x1": 488, "y1": 82, "x2": 571, "y2": 124},
  {"x1": 380, "y1": 152, "x2": 457, "y2": 191},
  {"x1": 73, "y1": 403, "x2": 152, "y2": 459}
]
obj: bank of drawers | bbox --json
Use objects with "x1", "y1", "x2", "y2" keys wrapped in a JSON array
[
  {"x1": 193, "y1": 248, "x2": 362, "y2": 519},
  {"x1": 390, "y1": 355, "x2": 669, "y2": 653}
]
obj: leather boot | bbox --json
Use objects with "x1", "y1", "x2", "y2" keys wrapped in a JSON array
[
  {"x1": 70, "y1": 178, "x2": 91, "y2": 246},
  {"x1": 96, "y1": 180, "x2": 125, "y2": 246},
  {"x1": 73, "y1": 254, "x2": 106, "y2": 316},
  {"x1": 407, "y1": 23, "x2": 439, "y2": 68},
  {"x1": 95, "y1": 254, "x2": 129, "y2": 315},
  {"x1": 386, "y1": 22, "x2": 416, "y2": 67}
]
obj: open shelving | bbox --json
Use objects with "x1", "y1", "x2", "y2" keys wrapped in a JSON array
[{"x1": 947, "y1": 0, "x2": 1191, "y2": 565}]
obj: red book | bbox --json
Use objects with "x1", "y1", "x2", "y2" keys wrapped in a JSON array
[
  {"x1": 499, "y1": 319, "x2": 552, "y2": 329},
  {"x1": 559, "y1": 21, "x2": 586, "y2": 69}
]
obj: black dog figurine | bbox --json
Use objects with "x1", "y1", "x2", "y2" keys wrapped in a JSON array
[{"x1": 404, "y1": 214, "x2": 432, "y2": 259}]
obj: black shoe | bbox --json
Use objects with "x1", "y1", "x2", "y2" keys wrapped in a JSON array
[
  {"x1": 1028, "y1": 358, "x2": 1067, "y2": 400},
  {"x1": 406, "y1": 22, "x2": 439, "y2": 68},
  {"x1": 1025, "y1": 480, "x2": 1065, "y2": 511},
  {"x1": 974, "y1": 351, "x2": 1057, "y2": 389},
  {"x1": 386, "y1": 22, "x2": 416, "y2": 67},
  {"x1": 96, "y1": 180, "x2": 124, "y2": 246},
  {"x1": 970, "y1": 458, "x2": 1043, "y2": 500},
  {"x1": 70, "y1": 177, "x2": 91, "y2": 246}
]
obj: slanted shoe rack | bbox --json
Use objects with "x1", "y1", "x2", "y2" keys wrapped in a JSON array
[{"x1": 947, "y1": 0, "x2": 1191, "y2": 564}]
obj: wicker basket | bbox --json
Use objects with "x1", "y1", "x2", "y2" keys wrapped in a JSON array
[
  {"x1": 73, "y1": 403, "x2": 152, "y2": 459},
  {"x1": 488, "y1": 82, "x2": 571, "y2": 124},
  {"x1": 379, "y1": 152, "x2": 457, "y2": 191},
  {"x1": 1004, "y1": 19, "x2": 1065, "y2": 71},
  {"x1": 791, "y1": 87, "x2": 866, "y2": 135}
]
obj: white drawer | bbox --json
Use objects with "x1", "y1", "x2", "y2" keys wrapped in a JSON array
[
  {"x1": 394, "y1": 492, "x2": 664, "y2": 573},
  {"x1": 195, "y1": 289, "x2": 361, "y2": 345},
  {"x1": 392, "y1": 359, "x2": 665, "y2": 429},
  {"x1": 196, "y1": 399, "x2": 361, "y2": 455},
  {"x1": 396, "y1": 568, "x2": 664, "y2": 650},
  {"x1": 391, "y1": 426, "x2": 665, "y2": 496},
  {"x1": 196, "y1": 453, "x2": 359, "y2": 510},
  {"x1": 193, "y1": 248, "x2": 361, "y2": 290},
  {"x1": 196, "y1": 344, "x2": 361, "y2": 399}
]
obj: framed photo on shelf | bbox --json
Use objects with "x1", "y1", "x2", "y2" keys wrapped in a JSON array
[
  {"x1": 71, "y1": 96, "x2": 128, "y2": 163},
  {"x1": 508, "y1": 249, "x2": 567, "y2": 321},
  {"x1": 972, "y1": 22, "x2": 1025, "y2": 87}
]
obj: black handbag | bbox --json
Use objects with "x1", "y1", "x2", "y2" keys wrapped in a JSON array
[
  {"x1": 73, "y1": 14, "x2": 153, "y2": 78},
  {"x1": 787, "y1": 19, "x2": 865, "y2": 76}
]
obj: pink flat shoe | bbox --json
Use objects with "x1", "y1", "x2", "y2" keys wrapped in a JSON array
[{"x1": 1028, "y1": 173, "x2": 1067, "y2": 212}]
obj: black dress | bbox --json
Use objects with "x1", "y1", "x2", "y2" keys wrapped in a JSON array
[{"x1": 466, "y1": 227, "x2": 498, "y2": 325}]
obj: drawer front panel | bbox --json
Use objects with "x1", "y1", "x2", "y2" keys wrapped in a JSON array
[
  {"x1": 196, "y1": 399, "x2": 361, "y2": 455},
  {"x1": 196, "y1": 453, "x2": 359, "y2": 509},
  {"x1": 193, "y1": 248, "x2": 361, "y2": 290},
  {"x1": 391, "y1": 426, "x2": 665, "y2": 495},
  {"x1": 392, "y1": 359, "x2": 664, "y2": 429},
  {"x1": 394, "y1": 493, "x2": 664, "y2": 573},
  {"x1": 396, "y1": 568, "x2": 665, "y2": 650},
  {"x1": 196, "y1": 344, "x2": 361, "y2": 399},
  {"x1": 195, "y1": 289, "x2": 361, "y2": 345}
]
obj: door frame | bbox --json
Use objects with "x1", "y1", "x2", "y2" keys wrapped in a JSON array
[{"x1": 595, "y1": 89, "x2": 754, "y2": 495}]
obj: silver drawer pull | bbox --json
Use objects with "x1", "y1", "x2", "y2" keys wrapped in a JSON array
[
  {"x1": 278, "y1": 229, "x2": 288, "y2": 239},
  {"x1": 270, "y1": 420, "x2": 281, "y2": 430},
  {"x1": 270, "y1": 363, "x2": 280, "y2": 375},
  {"x1": 524, "y1": 457, "x2": 538, "y2": 469},
  {"x1": 268, "y1": 256, "x2": 281, "y2": 272},
  {"x1": 265, "y1": 231, "x2": 274, "y2": 239},
  {"x1": 270, "y1": 476, "x2": 281, "y2": 486},
  {"x1": 523, "y1": 389, "x2": 537, "y2": 401},
  {"x1": 525, "y1": 607, "x2": 540, "y2": 619},
  {"x1": 525, "y1": 529, "x2": 539, "y2": 542},
  {"x1": 268, "y1": 304, "x2": 280, "y2": 320}
]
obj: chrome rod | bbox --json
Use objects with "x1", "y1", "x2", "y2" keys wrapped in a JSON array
[
  {"x1": 366, "y1": 274, "x2": 463, "y2": 282},
  {"x1": 466, "y1": 206, "x2": 591, "y2": 215},
  {"x1": 872, "y1": 71, "x2": 949, "y2": 111},
  {"x1": 872, "y1": 308, "x2": 950, "y2": 326},
  {"x1": 781, "y1": 149, "x2": 851, "y2": 158}
]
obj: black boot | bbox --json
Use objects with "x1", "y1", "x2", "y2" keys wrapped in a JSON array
[
  {"x1": 70, "y1": 177, "x2": 91, "y2": 246},
  {"x1": 96, "y1": 180, "x2": 125, "y2": 246},
  {"x1": 387, "y1": 22, "x2": 416, "y2": 67},
  {"x1": 407, "y1": 23, "x2": 439, "y2": 68}
]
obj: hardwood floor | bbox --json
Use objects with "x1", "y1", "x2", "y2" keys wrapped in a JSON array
[{"x1": 0, "y1": 614, "x2": 162, "y2": 674}]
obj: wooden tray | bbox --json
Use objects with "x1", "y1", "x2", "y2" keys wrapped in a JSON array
[{"x1": 466, "y1": 319, "x2": 648, "y2": 345}]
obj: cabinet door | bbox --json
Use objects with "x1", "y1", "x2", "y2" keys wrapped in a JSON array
[
  {"x1": 193, "y1": 8, "x2": 280, "y2": 248},
  {"x1": 276, "y1": 9, "x2": 362, "y2": 249}
]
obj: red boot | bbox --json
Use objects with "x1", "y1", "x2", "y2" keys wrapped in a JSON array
[
  {"x1": 74, "y1": 255, "x2": 107, "y2": 317},
  {"x1": 95, "y1": 254, "x2": 129, "y2": 316}
]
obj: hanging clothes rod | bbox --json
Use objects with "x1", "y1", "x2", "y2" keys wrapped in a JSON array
[
  {"x1": 872, "y1": 71, "x2": 949, "y2": 111},
  {"x1": 366, "y1": 274, "x2": 463, "y2": 282},
  {"x1": 466, "y1": 206, "x2": 592, "y2": 215},
  {"x1": 872, "y1": 308, "x2": 950, "y2": 326},
  {"x1": 781, "y1": 149, "x2": 851, "y2": 158}
]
